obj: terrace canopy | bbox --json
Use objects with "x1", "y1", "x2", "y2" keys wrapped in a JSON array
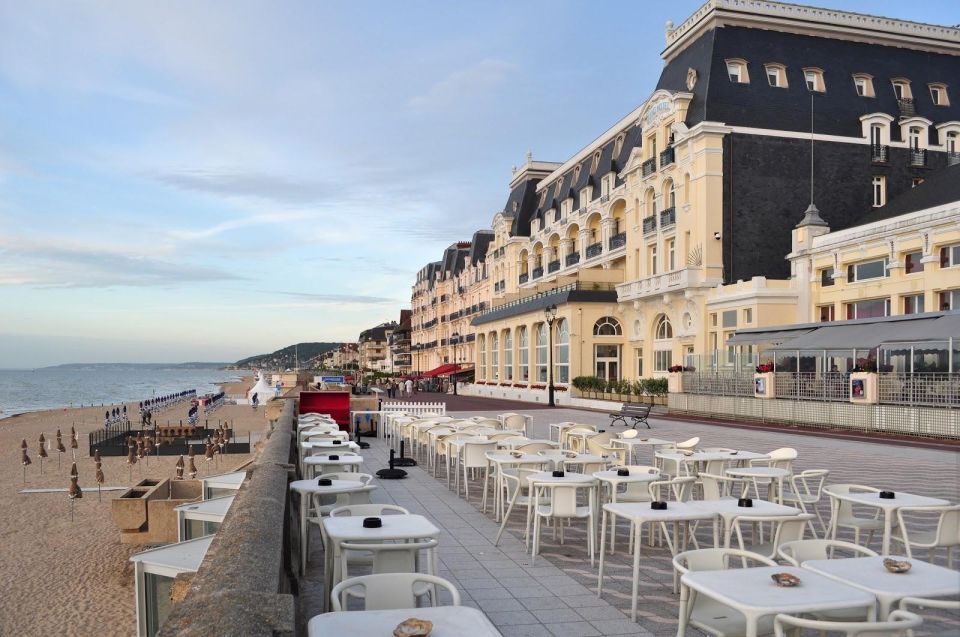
[{"x1": 771, "y1": 313, "x2": 960, "y2": 351}]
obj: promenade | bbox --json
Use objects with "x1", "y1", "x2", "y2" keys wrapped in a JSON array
[{"x1": 297, "y1": 406, "x2": 960, "y2": 637}]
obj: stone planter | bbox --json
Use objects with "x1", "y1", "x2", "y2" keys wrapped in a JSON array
[
  {"x1": 754, "y1": 372, "x2": 775, "y2": 399},
  {"x1": 850, "y1": 372, "x2": 878, "y2": 404}
]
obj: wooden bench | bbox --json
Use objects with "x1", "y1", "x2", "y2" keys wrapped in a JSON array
[{"x1": 609, "y1": 402, "x2": 652, "y2": 429}]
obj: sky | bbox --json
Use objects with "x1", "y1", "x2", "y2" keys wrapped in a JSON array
[{"x1": 0, "y1": 0, "x2": 955, "y2": 368}]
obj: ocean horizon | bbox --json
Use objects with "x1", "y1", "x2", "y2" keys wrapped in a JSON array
[{"x1": 0, "y1": 363, "x2": 244, "y2": 418}]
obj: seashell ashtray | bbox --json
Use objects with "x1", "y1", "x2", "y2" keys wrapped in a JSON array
[
  {"x1": 510, "y1": 450, "x2": 523, "y2": 458},
  {"x1": 883, "y1": 558, "x2": 912, "y2": 573},
  {"x1": 394, "y1": 617, "x2": 433, "y2": 637},
  {"x1": 564, "y1": 451, "x2": 577, "y2": 458},
  {"x1": 771, "y1": 572, "x2": 801, "y2": 587}
]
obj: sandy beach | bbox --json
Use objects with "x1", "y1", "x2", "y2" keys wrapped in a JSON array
[{"x1": 0, "y1": 398, "x2": 265, "y2": 637}]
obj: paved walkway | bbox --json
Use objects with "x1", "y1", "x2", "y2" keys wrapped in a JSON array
[{"x1": 299, "y1": 406, "x2": 960, "y2": 636}]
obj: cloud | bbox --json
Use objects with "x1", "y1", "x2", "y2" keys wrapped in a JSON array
[
  {"x1": 152, "y1": 169, "x2": 342, "y2": 205},
  {"x1": 408, "y1": 58, "x2": 516, "y2": 110},
  {"x1": 268, "y1": 291, "x2": 400, "y2": 304},
  {"x1": 0, "y1": 236, "x2": 242, "y2": 288},
  {"x1": 166, "y1": 210, "x2": 318, "y2": 241}
]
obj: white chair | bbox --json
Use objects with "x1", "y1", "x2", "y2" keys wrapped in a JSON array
[
  {"x1": 899, "y1": 596, "x2": 960, "y2": 636},
  {"x1": 673, "y1": 548, "x2": 777, "y2": 637},
  {"x1": 322, "y1": 472, "x2": 373, "y2": 484},
  {"x1": 675, "y1": 437, "x2": 700, "y2": 450},
  {"x1": 773, "y1": 611, "x2": 922, "y2": 637},
  {"x1": 339, "y1": 538, "x2": 439, "y2": 583},
  {"x1": 470, "y1": 418, "x2": 502, "y2": 429},
  {"x1": 698, "y1": 472, "x2": 746, "y2": 501},
  {"x1": 458, "y1": 441, "x2": 498, "y2": 500},
  {"x1": 309, "y1": 485, "x2": 376, "y2": 519},
  {"x1": 729, "y1": 513, "x2": 815, "y2": 556},
  {"x1": 561, "y1": 425, "x2": 596, "y2": 452},
  {"x1": 502, "y1": 414, "x2": 528, "y2": 436},
  {"x1": 489, "y1": 432, "x2": 525, "y2": 442},
  {"x1": 331, "y1": 573, "x2": 460, "y2": 611},
  {"x1": 530, "y1": 480, "x2": 596, "y2": 565},
  {"x1": 781, "y1": 469, "x2": 830, "y2": 533},
  {"x1": 329, "y1": 503, "x2": 409, "y2": 517},
  {"x1": 602, "y1": 465, "x2": 659, "y2": 553},
  {"x1": 618, "y1": 429, "x2": 639, "y2": 440},
  {"x1": 751, "y1": 447, "x2": 797, "y2": 471},
  {"x1": 494, "y1": 467, "x2": 545, "y2": 546},
  {"x1": 586, "y1": 434, "x2": 626, "y2": 465},
  {"x1": 825, "y1": 484, "x2": 891, "y2": 547},
  {"x1": 435, "y1": 432, "x2": 473, "y2": 485},
  {"x1": 777, "y1": 538, "x2": 878, "y2": 566},
  {"x1": 517, "y1": 442, "x2": 555, "y2": 453},
  {"x1": 893, "y1": 504, "x2": 960, "y2": 568}
]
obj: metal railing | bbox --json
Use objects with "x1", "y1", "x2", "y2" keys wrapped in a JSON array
[
  {"x1": 909, "y1": 149, "x2": 927, "y2": 167},
  {"x1": 871, "y1": 144, "x2": 888, "y2": 163},
  {"x1": 547, "y1": 260, "x2": 560, "y2": 273},
  {"x1": 949, "y1": 151, "x2": 960, "y2": 167},
  {"x1": 566, "y1": 252, "x2": 580, "y2": 266},
  {"x1": 643, "y1": 215, "x2": 657, "y2": 234},
  {"x1": 519, "y1": 273, "x2": 529, "y2": 284},
  {"x1": 681, "y1": 371, "x2": 753, "y2": 397},
  {"x1": 898, "y1": 97, "x2": 915, "y2": 116},
  {"x1": 774, "y1": 372, "x2": 849, "y2": 402},
  {"x1": 585, "y1": 242, "x2": 603, "y2": 259},
  {"x1": 660, "y1": 206, "x2": 676, "y2": 228},
  {"x1": 879, "y1": 373, "x2": 960, "y2": 407},
  {"x1": 659, "y1": 146, "x2": 675, "y2": 168},
  {"x1": 531, "y1": 266, "x2": 543, "y2": 279},
  {"x1": 608, "y1": 232, "x2": 626, "y2": 250},
  {"x1": 642, "y1": 157, "x2": 657, "y2": 177}
]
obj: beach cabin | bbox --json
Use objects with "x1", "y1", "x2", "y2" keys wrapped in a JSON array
[
  {"x1": 175, "y1": 495, "x2": 234, "y2": 541},
  {"x1": 200, "y1": 470, "x2": 246, "y2": 499},
  {"x1": 130, "y1": 536, "x2": 212, "y2": 637}
]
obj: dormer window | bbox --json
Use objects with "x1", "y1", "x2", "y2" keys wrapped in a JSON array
[
  {"x1": 614, "y1": 133, "x2": 625, "y2": 156},
  {"x1": 764, "y1": 64, "x2": 787, "y2": 88},
  {"x1": 572, "y1": 164, "x2": 581, "y2": 183},
  {"x1": 929, "y1": 83, "x2": 949, "y2": 106},
  {"x1": 803, "y1": 68, "x2": 825, "y2": 92},
  {"x1": 892, "y1": 79, "x2": 912, "y2": 100},
  {"x1": 853, "y1": 74, "x2": 874, "y2": 97},
  {"x1": 579, "y1": 188, "x2": 590, "y2": 209},
  {"x1": 591, "y1": 150, "x2": 601, "y2": 172},
  {"x1": 538, "y1": 190, "x2": 546, "y2": 207},
  {"x1": 726, "y1": 59, "x2": 749, "y2": 84}
]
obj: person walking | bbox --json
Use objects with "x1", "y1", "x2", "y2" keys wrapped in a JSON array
[{"x1": 404, "y1": 378, "x2": 413, "y2": 397}]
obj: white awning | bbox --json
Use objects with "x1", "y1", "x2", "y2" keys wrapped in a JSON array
[{"x1": 772, "y1": 313, "x2": 959, "y2": 351}]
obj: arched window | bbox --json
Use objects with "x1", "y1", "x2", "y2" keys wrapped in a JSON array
[
  {"x1": 655, "y1": 315, "x2": 673, "y2": 339},
  {"x1": 594, "y1": 317, "x2": 622, "y2": 336},
  {"x1": 518, "y1": 326, "x2": 529, "y2": 382},
  {"x1": 490, "y1": 332, "x2": 499, "y2": 380},
  {"x1": 663, "y1": 179, "x2": 676, "y2": 210},
  {"x1": 535, "y1": 323, "x2": 548, "y2": 383},
  {"x1": 503, "y1": 329, "x2": 513, "y2": 381},
  {"x1": 555, "y1": 319, "x2": 569, "y2": 384},
  {"x1": 478, "y1": 334, "x2": 486, "y2": 380}
]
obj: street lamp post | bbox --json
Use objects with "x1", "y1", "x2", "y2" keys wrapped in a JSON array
[
  {"x1": 544, "y1": 304, "x2": 557, "y2": 407},
  {"x1": 451, "y1": 332, "x2": 459, "y2": 395}
]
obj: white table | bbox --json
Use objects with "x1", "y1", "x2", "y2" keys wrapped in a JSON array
[
  {"x1": 726, "y1": 466, "x2": 791, "y2": 503},
  {"x1": 537, "y1": 451, "x2": 606, "y2": 471},
  {"x1": 593, "y1": 469, "x2": 661, "y2": 553},
  {"x1": 307, "y1": 606, "x2": 503, "y2": 636},
  {"x1": 679, "y1": 565, "x2": 876, "y2": 637},
  {"x1": 803, "y1": 555, "x2": 960, "y2": 618},
  {"x1": 825, "y1": 490, "x2": 949, "y2": 554},
  {"x1": 548, "y1": 422, "x2": 579, "y2": 442},
  {"x1": 687, "y1": 499, "x2": 802, "y2": 547},
  {"x1": 288, "y1": 479, "x2": 367, "y2": 575},
  {"x1": 610, "y1": 436, "x2": 671, "y2": 464},
  {"x1": 484, "y1": 452, "x2": 550, "y2": 520},
  {"x1": 302, "y1": 455, "x2": 363, "y2": 478},
  {"x1": 494, "y1": 471, "x2": 597, "y2": 550},
  {"x1": 598, "y1": 501, "x2": 717, "y2": 620},
  {"x1": 322, "y1": 514, "x2": 440, "y2": 613},
  {"x1": 497, "y1": 438, "x2": 557, "y2": 450},
  {"x1": 564, "y1": 429, "x2": 599, "y2": 452}
]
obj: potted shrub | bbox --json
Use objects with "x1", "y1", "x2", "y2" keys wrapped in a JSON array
[
  {"x1": 667, "y1": 365, "x2": 685, "y2": 393},
  {"x1": 754, "y1": 362, "x2": 775, "y2": 399}
]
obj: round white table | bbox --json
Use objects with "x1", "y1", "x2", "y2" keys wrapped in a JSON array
[
  {"x1": 288, "y1": 478, "x2": 367, "y2": 575},
  {"x1": 302, "y1": 455, "x2": 363, "y2": 479},
  {"x1": 307, "y1": 606, "x2": 503, "y2": 636},
  {"x1": 726, "y1": 466, "x2": 791, "y2": 503},
  {"x1": 593, "y1": 468, "x2": 661, "y2": 553}
]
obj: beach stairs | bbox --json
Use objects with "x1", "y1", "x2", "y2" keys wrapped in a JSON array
[{"x1": 111, "y1": 478, "x2": 201, "y2": 544}]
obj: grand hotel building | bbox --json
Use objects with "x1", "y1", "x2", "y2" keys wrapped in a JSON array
[{"x1": 409, "y1": 0, "x2": 960, "y2": 397}]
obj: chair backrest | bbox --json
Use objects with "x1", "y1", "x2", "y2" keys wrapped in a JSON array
[
  {"x1": 731, "y1": 514, "x2": 815, "y2": 557},
  {"x1": 619, "y1": 465, "x2": 659, "y2": 500},
  {"x1": 462, "y1": 442, "x2": 498, "y2": 468},
  {"x1": 899, "y1": 596, "x2": 960, "y2": 614},
  {"x1": 471, "y1": 418, "x2": 502, "y2": 429},
  {"x1": 518, "y1": 442, "x2": 555, "y2": 453},
  {"x1": 534, "y1": 482, "x2": 591, "y2": 517},
  {"x1": 322, "y1": 472, "x2": 373, "y2": 484},
  {"x1": 340, "y1": 538, "x2": 438, "y2": 579},
  {"x1": 767, "y1": 447, "x2": 798, "y2": 470},
  {"x1": 773, "y1": 611, "x2": 922, "y2": 637},
  {"x1": 675, "y1": 437, "x2": 700, "y2": 450},
  {"x1": 649, "y1": 476, "x2": 696, "y2": 502},
  {"x1": 777, "y1": 539, "x2": 878, "y2": 566},
  {"x1": 489, "y1": 432, "x2": 526, "y2": 442},
  {"x1": 896, "y1": 504, "x2": 960, "y2": 549},
  {"x1": 438, "y1": 432, "x2": 474, "y2": 447},
  {"x1": 586, "y1": 437, "x2": 614, "y2": 458},
  {"x1": 698, "y1": 473, "x2": 743, "y2": 501},
  {"x1": 825, "y1": 483, "x2": 881, "y2": 520},
  {"x1": 589, "y1": 431, "x2": 615, "y2": 446},
  {"x1": 561, "y1": 425, "x2": 596, "y2": 447},
  {"x1": 502, "y1": 415, "x2": 527, "y2": 431},
  {"x1": 619, "y1": 430, "x2": 639, "y2": 439},
  {"x1": 790, "y1": 469, "x2": 829, "y2": 498},
  {"x1": 673, "y1": 548, "x2": 776, "y2": 575},
  {"x1": 312, "y1": 450, "x2": 359, "y2": 458},
  {"x1": 331, "y1": 573, "x2": 460, "y2": 611},
  {"x1": 330, "y1": 503, "x2": 410, "y2": 517}
]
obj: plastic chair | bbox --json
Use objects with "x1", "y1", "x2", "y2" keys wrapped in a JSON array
[
  {"x1": 530, "y1": 480, "x2": 596, "y2": 565},
  {"x1": 729, "y1": 513, "x2": 816, "y2": 556},
  {"x1": 489, "y1": 432, "x2": 525, "y2": 442},
  {"x1": 781, "y1": 469, "x2": 830, "y2": 533},
  {"x1": 698, "y1": 472, "x2": 746, "y2": 501},
  {"x1": 751, "y1": 447, "x2": 798, "y2": 471},
  {"x1": 494, "y1": 467, "x2": 546, "y2": 546},
  {"x1": 586, "y1": 435, "x2": 626, "y2": 465},
  {"x1": 673, "y1": 548, "x2": 777, "y2": 637},
  {"x1": 516, "y1": 442, "x2": 555, "y2": 453},
  {"x1": 825, "y1": 484, "x2": 891, "y2": 547},
  {"x1": 601, "y1": 465, "x2": 659, "y2": 553},
  {"x1": 470, "y1": 418, "x2": 502, "y2": 429},
  {"x1": 777, "y1": 538, "x2": 878, "y2": 566},
  {"x1": 675, "y1": 437, "x2": 700, "y2": 450},
  {"x1": 561, "y1": 425, "x2": 597, "y2": 452},
  {"x1": 330, "y1": 573, "x2": 460, "y2": 611},
  {"x1": 436, "y1": 432, "x2": 474, "y2": 485},
  {"x1": 339, "y1": 538, "x2": 439, "y2": 583},
  {"x1": 458, "y1": 441, "x2": 498, "y2": 500},
  {"x1": 502, "y1": 414, "x2": 528, "y2": 436},
  {"x1": 329, "y1": 504, "x2": 409, "y2": 517},
  {"x1": 322, "y1": 472, "x2": 373, "y2": 484},
  {"x1": 899, "y1": 597, "x2": 960, "y2": 636},
  {"x1": 893, "y1": 504, "x2": 960, "y2": 568},
  {"x1": 773, "y1": 611, "x2": 921, "y2": 637}
]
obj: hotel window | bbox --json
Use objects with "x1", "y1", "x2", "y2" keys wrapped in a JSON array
[
  {"x1": 847, "y1": 258, "x2": 888, "y2": 283},
  {"x1": 667, "y1": 239, "x2": 676, "y2": 271},
  {"x1": 614, "y1": 133, "x2": 625, "y2": 157},
  {"x1": 929, "y1": 84, "x2": 949, "y2": 106},
  {"x1": 710, "y1": 313, "x2": 717, "y2": 327},
  {"x1": 912, "y1": 177, "x2": 925, "y2": 188},
  {"x1": 853, "y1": 74, "x2": 874, "y2": 97},
  {"x1": 743, "y1": 308, "x2": 753, "y2": 324},
  {"x1": 591, "y1": 150, "x2": 601, "y2": 172},
  {"x1": 601, "y1": 173, "x2": 612, "y2": 196},
  {"x1": 940, "y1": 289, "x2": 960, "y2": 311},
  {"x1": 636, "y1": 349, "x2": 644, "y2": 377},
  {"x1": 803, "y1": 68, "x2": 825, "y2": 92},
  {"x1": 478, "y1": 334, "x2": 486, "y2": 379},
  {"x1": 535, "y1": 323, "x2": 548, "y2": 382},
  {"x1": 594, "y1": 316, "x2": 622, "y2": 336},
  {"x1": 892, "y1": 79, "x2": 912, "y2": 100},
  {"x1": 818, "y1": 304, "x2": 835, "y2": 322},
  {"x1": 655, "y1": 315, "x2": 673, "y2": 339},
  {"x1": 490, "y1": 332, "x2": 499, "y2": 380},
  {"x1": 517, "y1": 326, "x2": 529, "y2": 381},
  {"x1": 947, "y1": 131, "x2": 958, "y2": 154},
  {"x1": 726, "y1": 59, "x2": 748, "y2": 84},
  {"x1": 904, "y1": 251, "x2": 924, "y2": 274},
  {"x1": 573, "y1": 164, "x2": 581, "y2": 183},
  {"x1": 872, "y1": 176, "x2": 886, "y2": 207},
  {"x1": 765, "y1": 64, "x2": 787, "y2": 88},
  {"x1": 908, "y1": 126, "x2": 923, "y2": 150},
  {"x1": 903, "y1": 294, "x2": 925, "y2": 315},
  {"x1": 654, "y1": 349, "x2": 673, "y2": 373},
  {"x1": 595, "y1": 344, "x2": 620, "y2": 381},
  {"x1": 554, "y1": 318, "x2": 569, "y2": 384},
  {"x1": 941, "y1": 244, "x2": 960, "y2": 268},
  {"x1": 820, "y1": 267, "x2": 835, "y2": 286},
  {"x1": 579, "y1": 190, "x2": 589, "y2": 209},
  {"x1": 649, "y1": 244, "x2": 658, "y2": 275},
  {"x1": 845, "y1": 298, "x2": 890, "y2": 320},
  {"x1": 503, "y1": 329, "x2": 513, "y2": 380},
  {"x1": 722, "y1": 310, "x2": 737, "y2": 329}
]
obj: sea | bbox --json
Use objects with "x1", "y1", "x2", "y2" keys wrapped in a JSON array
[{"x1": 0, "y1": 364, "x2": 243, "y2": 418}]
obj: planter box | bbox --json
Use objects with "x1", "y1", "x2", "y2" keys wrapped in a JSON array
[
  {"x1": 668, "y1": 373, "x2": 684, "y2": 394},
  {"x1": 850, "y1": 372, "x2": 878, "y2": 404},
  {"x1": 754, "y1": 372, "x2": 775, "y2": 399}
]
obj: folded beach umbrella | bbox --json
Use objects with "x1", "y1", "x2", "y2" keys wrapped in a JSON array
[
  {"x1": 56, "y1": 429, "x2": 66, "y2": 454},
  {"x1": 204, "y1": 442, "x2": 215, "y2": 461},
  {"x1": 68, "y1": 475, "x2": 82, "y2": 499},
  {"x1": 21, "y1": 440, "x2": 31, "y2": 483},
  {"x1": 94, "y1": 449, "x2": 101, "y2": 464},
  {"x1": 95, "y1": 459, "x2": 104, "y2": 502},
  {"x1": 175, "y1": 455, "x2": 184, "y2": 480},
  {"x1": 187, "y1": 455, "x2": 198, "y2": 479}
]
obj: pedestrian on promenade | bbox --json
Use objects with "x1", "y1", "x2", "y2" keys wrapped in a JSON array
[{"x1": 404, "y1": 378, "x2": 413, "y2": 397}]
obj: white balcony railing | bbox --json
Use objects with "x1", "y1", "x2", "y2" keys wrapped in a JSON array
[{"x1": 616, "y1": 268, "x2": 721, "y2": 301}]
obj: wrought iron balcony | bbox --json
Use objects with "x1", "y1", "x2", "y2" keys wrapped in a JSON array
[
  {"x1": 642, "y1": 215, "x2": 657, "y2": 234},
  {"x1": 608, "y1": 232, "x2": 626, "y2": 250},
  {"x1": 465, "y1": 333, "x2": 475, "y2": 342},
  {"x1": 585, "y1": 242, "x2": 603, "y2": 259},
  {"x1": 600, "y1": 194, "x2": 610, "y2": 203},
  {"x1": 871, "y1": 144, "x2": 888, "y2": 163},
  {"x1": 531, "y1": 267, "x2": 544, "y2": 279},
  {"x1": 897, "y1": 97, "x2": 915, "y2": 117},
  {"x1": 909, "y1": 148, "x2": 927, "y2": 167},
  {"x1": 660, "y1": 206, "x2": 676, "y2": 228},
  {"x1": 548, "y1": 260, "x2": 560, "y2": 273},
  {"x1": 641, "y1": 157, "x2": 657, "y2": 177},
  {"x1": 659, "y1": 146, "x2": 675, "y2": 168},
  {"x1": 566, "y1": 252, "x2": 580, "y2": 266},
  {"x1": 949, "y1": 151, "x2": 960, "y2": 167},
  {"x1": 519, "y1": 273, "x2": 528, "y2": 284}
]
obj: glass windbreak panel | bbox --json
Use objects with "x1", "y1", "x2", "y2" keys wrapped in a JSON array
[
  {"x1": 954, "y1": 343, "x2": 960, "y2": 373},
  {"x1": 145, "y1": 572, "x2": 174, "y2": 637},
  {"x1": 205, "y1": 487, "x2": 236, "y2": 499},
  {"x1": 183, "y1": 518, "x2": 221, "y2": 540},
  {"x1": 913, "y1": 342, "x2": 949, "y2": 373},
  {"x1": 774, "y1": 351, "x2": 798, "y2": 372},
  {"x1": 798, "y1": 354, "x2": 819, "y2": 373},
  {"x1": 879, "y1": 344, "x2": 911, "y2": 373},
  {"x1": 825, "y1": 350, "x2": 854, "y2": 373}
]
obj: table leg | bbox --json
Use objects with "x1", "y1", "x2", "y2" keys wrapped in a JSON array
[
  {"x1": 597, "y1": 509, "x2": 607, "y2": 596},
  {"x1": 300, "y1": 493, "x2": 308, "y2": 576},
  {"x1": 676, "y1": 581, "x2": 689, "y2": 637},
  {"x1": 882, "y1": 510, "x2": 892, "y2": 556},
  {"x1": 631, "y1": 519, "x2": 642, "y2": 621},
  {"x1": 495, "y1": 481, "x2": 521, "y2": 545}
]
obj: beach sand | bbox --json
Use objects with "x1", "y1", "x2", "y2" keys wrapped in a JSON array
[{"x1": 0, "y1": 400, "x2": 266, "y2": 636}]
